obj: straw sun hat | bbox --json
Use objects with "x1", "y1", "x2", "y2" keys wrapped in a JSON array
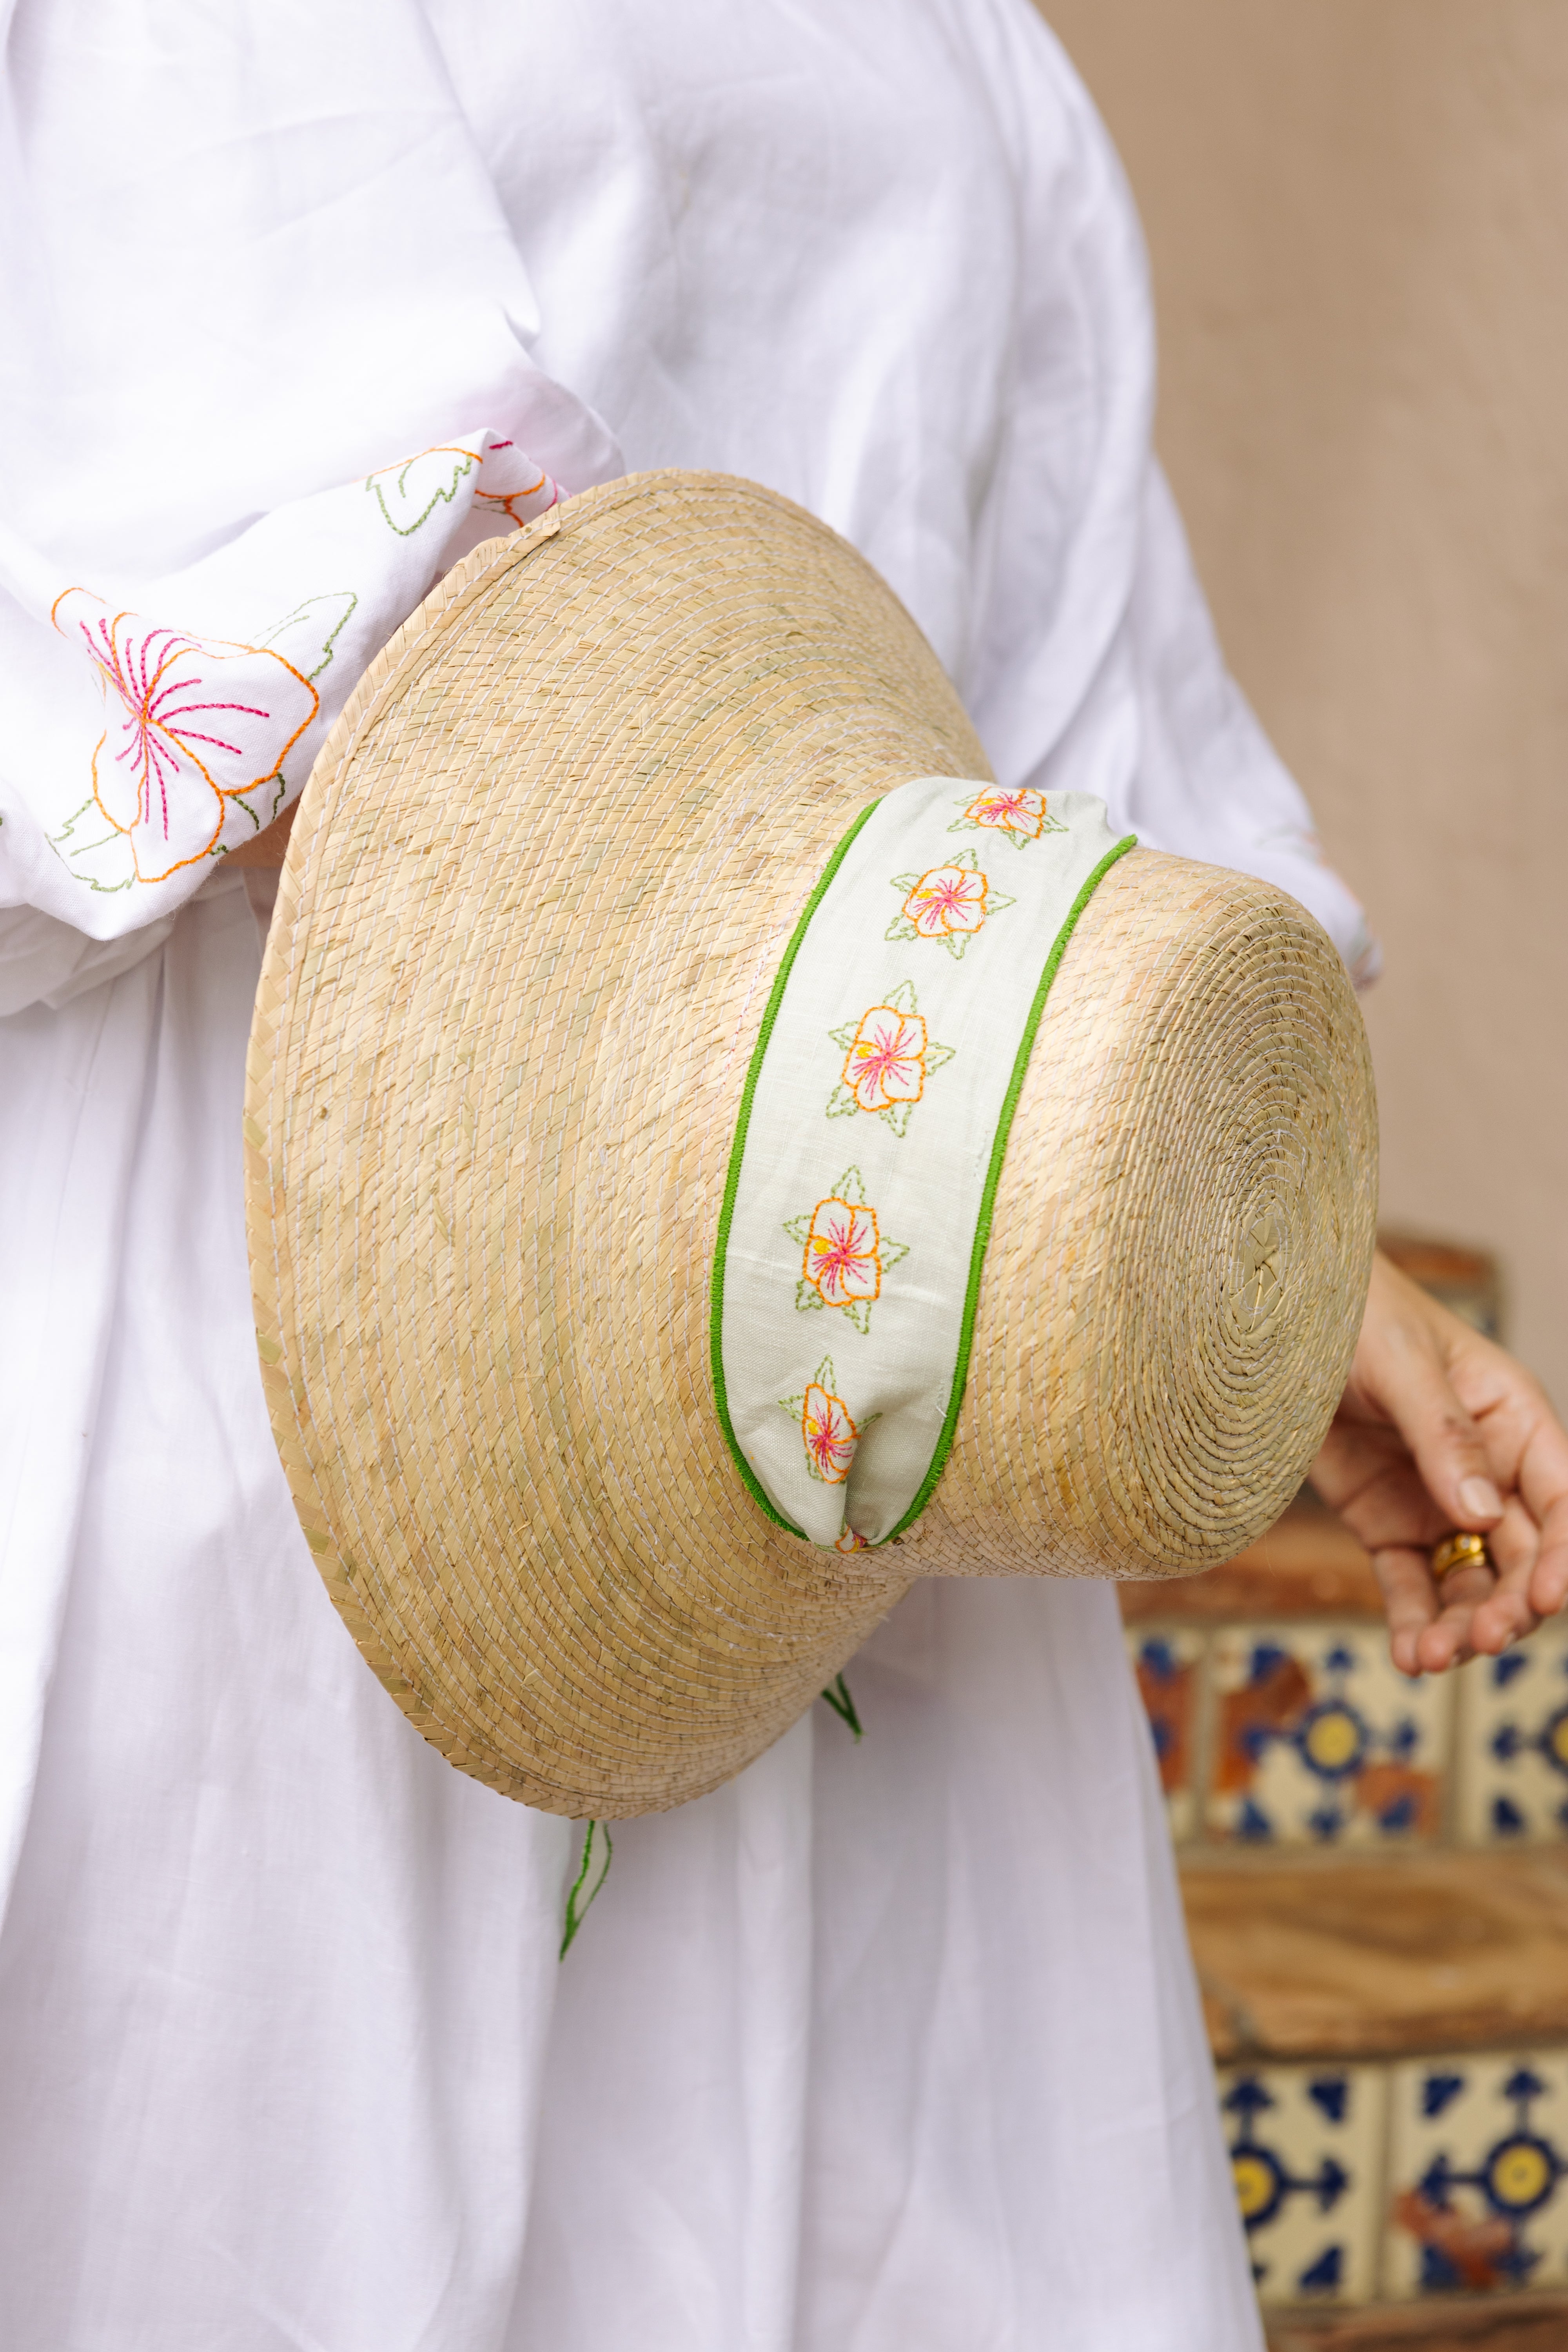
[{"x1": 245, "y1": 471, "x2": 1377, "y2": 1818}]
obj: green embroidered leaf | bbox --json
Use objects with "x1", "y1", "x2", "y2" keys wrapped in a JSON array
[
  {"x1": 231, "y1": 769, "x2": 290, "y2": 833},
  {"x1": 843, "y1": 1298, "x2": 874, "y2": 1336},
  {"x1": 946, "y1": 816, "x2": 982, "y2": 837},
  {"x1": 826, "y1": 1084, "x2": 861, "y2": 1120},
  {"x1": 827, "y1": 1022, "x2": 858, "y2": 1050},
  {"x1": 886, "y1": 978, "x2": 919, "y2": 1015},
  {"x1": 559, "y1": 1819, "x2": 613, "y2": 1959},
  {"x1": 779, "y1": 1391, "x2": 805, "y2": 1418},
  {"x1": 368, "y1": 451, "x2": 477, "y2": 536},
  {"x1": 814, "y1": 1356, "x2": 837, "y2": 1388},
  {"x1": 820, "y1": 1673, "x2": 864, "y2": 1738},
  {"x1": 942, "y1": 931, "x2": 971, "y2": 962},
  {"x1": 833, "y1": 1165, "x2": 868, "y2": 1203},
  {"x1": 985, "y1": 887, "x2": 1017, "y2": 914},
  {"x1": 783, "y1": 1214, "x2": 812, "y2": 1245},
  {"x1": 884, "y1": 916, "x2": 920, "y2": 944},
  {"x1": 925, "y1": 1040, "x2": 956, "y2": 1072},
  {"x1": 795, "y1": 1280, "x2": 826, "y2": 1314},
  {"x1": 47, "y1": 800, "x2": 136, "y2": 895},
  {"x1": 951, "y1": 848, "x2": 980, "y2": 872},
  {"x1": 882, "y1": 1100, "x2": 915, "y2": 1139},
  {"x1": 880, "y1": 1237, "x2": 910, "y2": 1270},
  {"x1": 890, "y1": 871, "x2": 919, "y2": 891},
  {"x1": 258, "y1": 588, "x2": 360, "y2": 684}
]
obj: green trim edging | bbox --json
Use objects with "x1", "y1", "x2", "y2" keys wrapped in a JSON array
[
  {"x1": 709, "y1": 800, "x2": 884, "y2": 1538},
  {"x1": 885, "y1": 830, "x2": 1138, "y2": 1540}
]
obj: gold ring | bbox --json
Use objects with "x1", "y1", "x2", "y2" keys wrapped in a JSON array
[{"x1": 1432, "y1": 1529, "x2": 1492, "y2": 1583}]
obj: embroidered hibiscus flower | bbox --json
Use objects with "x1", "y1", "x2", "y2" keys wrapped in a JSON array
[
  {"x1": 842, "y1": 1006, "x2": 927, "y2": 1112},
  {"x1": 784, "y1": 1167, "x2": 908, "y2": 1333},
  {"x1": 967, "y1": 786, "x2": 1046, "y2": 836},
  {"x1": 886, "y1": 850, "x2": 1010, "y2": 960},
  {"x1": 803, "y1": 1199, "x2": 882, "y2": 1306},
  {"x1": 52, "y1": 590, "x2": 319, "y2": 885},
  {"x1": 802, "y1": 1379, "x2": 858, "y2": 1484},
  {"x1": 834, "y1": 1527, "x2": 870, "y2": 1555},
  {"x1": 826, "y1": 986, "x2": 954, "y2": 1136},
  {"x1": 948, "y1": 785, "x2": 1065, "y2": 850},
  {"x1": 902, "y1": 861, "x2": 989, "y2": 939}
]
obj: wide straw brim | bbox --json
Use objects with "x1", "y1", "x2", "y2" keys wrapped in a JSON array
[{"x1": 246, "y1": 473, "x2": 1376, "y2": 1816}]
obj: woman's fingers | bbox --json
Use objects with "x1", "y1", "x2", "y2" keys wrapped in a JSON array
[
  {"x1": 1374, "y1": 1545, "x2": 1453, "y2": 1677},
  {"x1": 1465, "y1": 1492, "x2": 1543, "y2": 1653},
  {"x1": 1375, "y1": 1496, "x2": 1543, "y2": 1675},
  {"x1": 1316, "y1": 1254, "x2": 1568, "y2": 1679},
  {"x1": 1375, "y1": 1546, "x2": 1496, "y2": 1676},
  {"x1": 1360, "y1": 1293, "x2": 1504, "y2": 1534},
  {"x1": 1512, "y1": 1410, "x2": 1568, "y2": 1619},
  {"x1": 1447, "y1": 1342, "x2": 1568, "y2": 1629}
]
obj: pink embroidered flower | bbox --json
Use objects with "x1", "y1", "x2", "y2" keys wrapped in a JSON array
[
  {"x1": 842, "y1": 1006, "x2": 927, "y2": 1113},
  {"x1": 51, "y1": 590, "x2": 319, "y2": 885},
  {"x1": 803, "y1": 1199, "x2": 882, "y2": 1307},
  {"x1": 965, "y1": 786, "x2": 1047, "y2": 838},
  {"x1": 903, "y1": 861, "x2": 989, "y2": 940},
  {"x1": 802, "y1": 1381, "x2": 858, "y2": 1485}
]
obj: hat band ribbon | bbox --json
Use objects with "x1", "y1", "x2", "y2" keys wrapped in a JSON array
[{"x1": 710, "y1": 778, "x2": 1134, "y2": 1550}]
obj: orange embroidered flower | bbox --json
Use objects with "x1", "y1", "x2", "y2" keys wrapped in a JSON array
[
  {"x1": 828, "y1": 985, "x2": 952, "y2": 1133},
  {"x1": 902, "y1": 861, "x2": 989, "y2": 940},
  {"x1": 51, "y1": 590, "x2": 318, "y2": 886},
  {"x1": 803, "y1": 1199, "x2": 882, "y2": 1307},
  {"x1": 834, "y1": 1527, "x2": 871, "y2": 1554},
  {"x1": 965, "y1": 786, "x2": 1047, "y2": 837},
  {"x1": 802, "y1": 1380, "x2": 858, "y2": 1484},
  {"x1": 785, "y1": 1167, "x2": 907, "y2": 1331},
  {"x1": 842, "y1": 1006, "x2": 927, "y2": 1112}
]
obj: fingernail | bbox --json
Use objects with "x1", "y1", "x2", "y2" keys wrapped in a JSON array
[{"x1": 1460, "y1": 1476, "x2": 1503, "y2": 1521}]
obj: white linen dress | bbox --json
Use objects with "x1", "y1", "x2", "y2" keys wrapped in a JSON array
[{"x1": 0, "y1": 4, "x2": 1373, "y2": 2345}]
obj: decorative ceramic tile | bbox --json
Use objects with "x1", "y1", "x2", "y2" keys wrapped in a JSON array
[
  {"x1": 1126, "y1": 1625, "x2": 1203, "y2": 1841},
  {"x1": 1455, "y1": 1618, "x2": 1568, "y2": 1846},
  {"x1": 1384, "y1": 2050, "x2": 1568, "y2": 2298},
  {"x1": 1206, "y1": 1623, "x2": 1453, "y2": 1847},
  {"x1": 1218, "y1": 2060, "x2": 1387, "y2": 2306}
]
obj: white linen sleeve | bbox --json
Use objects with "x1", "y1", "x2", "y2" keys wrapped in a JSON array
[
  {"x1": 1119, "y1": 465, "x2": 1378, "y2": 984},
  {"x1": 0, "y1": 0, "x2": 622, "y2": 996},
  {"x1": 962, "y1": 1, "x2": 1376, "y2": 986}
]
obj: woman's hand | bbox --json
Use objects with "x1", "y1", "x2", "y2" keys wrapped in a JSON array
[{"x1": 1311, "y1": 1251, "x2": 1568, "y2": 1676}]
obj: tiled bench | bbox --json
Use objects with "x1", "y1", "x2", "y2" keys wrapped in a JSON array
[
  {"x1": 1122, "y1": 1428, "x2": 1568, "y2": 2336},
  {"x1": 1125, "y1": 1498, "x2": 1568, "y2": 1856}
]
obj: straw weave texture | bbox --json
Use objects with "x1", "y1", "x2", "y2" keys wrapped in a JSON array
[{"x1": 245, "y1": 472, "x2": 1377, "y2": 1816}]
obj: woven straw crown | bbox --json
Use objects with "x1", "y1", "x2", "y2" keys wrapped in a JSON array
[{"x1": 244, "y1": 472, "x2": 1377, "y2": 1817}]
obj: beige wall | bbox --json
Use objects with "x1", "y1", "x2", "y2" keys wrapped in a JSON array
[{"x1": 1044, "y1": 0, "x2": 1568, "y2": 1404}]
